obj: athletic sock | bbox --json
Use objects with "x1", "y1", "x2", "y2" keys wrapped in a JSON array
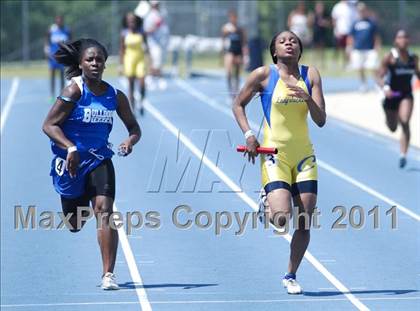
[{"x1": 284, "y1": 273, "x2": 296, "y2": 280}]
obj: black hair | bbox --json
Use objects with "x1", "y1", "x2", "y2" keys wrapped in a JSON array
[
  {"x1": 269, "y1": 30, "x2": 303, "y2": 63},
  {"x1": 122, "y1": 12, "x2": 143, "y2": 29},
  {"x1": 228, "y1": 9, "x2": 237, "y2": 17},
  {"x1": 54, "y1": 38, "x2": 108, "y2": 79}
]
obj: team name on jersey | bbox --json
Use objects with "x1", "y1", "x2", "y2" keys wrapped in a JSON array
[
  {"x1": 82, "y1": 108, "x2": 113, "y2": 124},
  {"x1": 395, "y1": 68, "x2": 415, "y2": 75},
  {"x1": 275, "y1": 96, "x2": 305, "y2": 105}
]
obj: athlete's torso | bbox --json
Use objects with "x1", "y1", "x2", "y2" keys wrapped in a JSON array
[
  {"x1": 123, "y1": 29, "x2": 145, "y2": 58},
  {"x1": 260, "y1": 65, "x2": 312, "y2": 145},
  {"x1": 51, "y1": 76, "x2": 117, "y2": 158},
  {"x1": 49, "y1": 24, "x2": 70, "y2": 54},
  {"x1": 223, "y1": 23, "x2": 243, "y2": 54},
  {"x1": 388, "y1": 48, "x2": 416, "y2": 94}
]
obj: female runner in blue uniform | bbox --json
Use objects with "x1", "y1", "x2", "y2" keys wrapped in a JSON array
[
  {"x1": 44, "y1": 15, "x2": 71, "y2": 98},
  {"x1": 377, "y1": 30, "x2": 419, "y2": 168},
  {"x1": 42, "y1": 38, "x2": 141, "y2": 290}
]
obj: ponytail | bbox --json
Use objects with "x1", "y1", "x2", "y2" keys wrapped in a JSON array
[{"x1": 54, "y1": 38, "x2": 108, "y2": 79}]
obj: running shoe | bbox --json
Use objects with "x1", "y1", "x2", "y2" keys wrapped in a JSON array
[
  {"x1": 399, "y1": 156, "x2": 407, "y2": 169},
  {"x1": 282, "y1": 277, "x2": 303, "y2": 294},
  {"x1": 101, "y1": 272, "x2": 119, "y2": 290}
]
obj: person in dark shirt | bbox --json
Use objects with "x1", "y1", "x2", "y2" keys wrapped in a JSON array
[
  {"x1": 377, "y1": 30, "x2": 419, "y2": 168},
  {"x1": 347, "y1": 2, "x2": 381, "y2": 91},
  {"x1": 312, "y1": 1, "x2": 330, "y2": 69},
  {"x1": 222, "y1": 10, "x2": 248, "y2": 101}
]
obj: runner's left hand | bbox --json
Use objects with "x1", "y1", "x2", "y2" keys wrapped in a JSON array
[
  {"x1": 118, "y1": 140, "x2": 133, "y2": 157},
  {"x1": 286, "y1": 84, "x2": 310, "y2": 101}
]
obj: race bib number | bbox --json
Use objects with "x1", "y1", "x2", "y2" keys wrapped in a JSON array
[
  {"x1": 264, "y1": 154, "x2": 277, "y2": 167},
  {"x1": 55, "y1": 157, "x2": 66, "y2": 176}
]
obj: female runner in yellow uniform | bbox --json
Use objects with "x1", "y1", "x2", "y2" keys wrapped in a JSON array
[
  {"x1": 120, "y1": 12, "x2": 148, "y2": 115},
  {"x1": 233, "y1": 31, "x2": 326, "y2": 294}
]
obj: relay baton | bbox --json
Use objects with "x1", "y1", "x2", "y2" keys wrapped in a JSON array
[{"x1": 236, "y1": 145, "x2": 278, "y2": 154}]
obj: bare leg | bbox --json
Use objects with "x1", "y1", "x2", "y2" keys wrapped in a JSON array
[
  {"x1": 232, "y1": 56, "x2": 242, "y2": 98},
  {"x1": 139, "y1": 77, "x2": 146, "y2": 101},
  {"x1": 93, "y1": 195, "x2": 118, "y2": 275},
  {"x1": 224, "y1": 53, "x2": 234, "y2": 97},
  {"x1": 398, "y1": 98, "x2": 413, "y2": 156},
  {"x1": 267, "y1": 188, "x2": 292, "y2": 230},
  {"x1": 360, "y1": 68, "x2": 366, "y2": 88},
  {"x1": 288, "y1": 193, "x2": 316, "y2": 274},
  {"x1": 384, "y1": 108, "x2": 398, "y2": 132},
  {"x1": 138, "y1": 77, "x2": 146, "y2": 115},
  {"x1": 59, "y1": 69, "x2": 65, "y2": 90},
  {"x1": 127, "y1": 77, "x2": 135, "y2": 111},
  {"x1": 50, "y1": 69, "x2": 55, "y2": 97}
]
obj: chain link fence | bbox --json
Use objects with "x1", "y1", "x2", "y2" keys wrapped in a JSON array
[{"x1": 1, "y1": 0, "x2": 419, "y2": 62}]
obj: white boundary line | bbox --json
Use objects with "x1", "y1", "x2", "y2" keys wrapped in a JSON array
[
  {"x1": 1, "y1": 296, "x2": 419, "y2": 308},
  {"x1": 142, "y1": 100, "x2": 370, "y2": 311},
  {"x1": 174, "y1": 79, "x2": 420, "y2": 222},
  {"x1": 105, "y1": 78, "x2": 152, "y2": 310},
  {"x1": 1, "y1": 77, "x2": 20, "y2": 135},
  {"x1": 113, "y1": 204, "x2": 152, "y2": 311}
]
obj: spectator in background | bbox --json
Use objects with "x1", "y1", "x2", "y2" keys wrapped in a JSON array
[
  {"x1": 331, "y1": 0, "x2": 357, "y2": 68},
  {"x1": 312, "y1": 1, "x2": 330, "y2": 69},
  {"x1": 221, "y1": 10, "x2": 247, "y2": 100},
  {"x1": 120, "y1": 12, "x2": 148, "y2": 116},
  {"x1": 44, "y1": 15, "x2": 71, "y2": 99},
  {"x1": 287, "y1": 1, "x2": 312, "y2": 46},
  {"x1": 347, "y1": 2, "x2": 381, "y2": 91},
  {"x1": 143, "y1": 0, "x2": 170, "y2": 90}
]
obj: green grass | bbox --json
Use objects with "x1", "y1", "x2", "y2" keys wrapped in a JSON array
[{"x1": 2, "y1": 46, "x2": 419, "y2": 79}]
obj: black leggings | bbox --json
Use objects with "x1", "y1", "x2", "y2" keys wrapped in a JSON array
[{"x1": 61, "y1": 159, "x2": 115, "y2": 216}]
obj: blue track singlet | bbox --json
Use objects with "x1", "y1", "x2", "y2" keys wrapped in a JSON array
[{"x1": 49, "y1": 76, "x2": 117, "y2": 198}]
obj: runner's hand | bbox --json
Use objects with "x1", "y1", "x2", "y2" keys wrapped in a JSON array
[
  {"x1": 245, "y1": 136, "x2": 260, "y2": 164},
  {"x1": 287, "y1": 84, "x2": 310, "y2": 101},
  {"x1": 66, "y1": 151, "x2": 80, "y2": 178},
  {"x1": 384, "y1": 89, "x2": 393, "y2": 99},
  {"x1": 118, "y1": 140, "x2": 133, "y2": 157}
]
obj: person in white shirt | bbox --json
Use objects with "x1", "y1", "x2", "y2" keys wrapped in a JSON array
[
  {"x1": 143, "y1": 0, "x2": 169, "y2": 89},
  {"x1": 287, "y1": 1, "x2": 312, "y2": 46},
  {"x1": 331, "y1": 0, "x2": 358, "y2": 68}
]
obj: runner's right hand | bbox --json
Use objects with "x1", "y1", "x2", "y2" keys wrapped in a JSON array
[
  {"x1": 66, "y1": 151, "x2": 80, "y2": 178},
  {"x1": 384, "y1": 89, "x2": 393, "y2": 99},
  {"x1": 245, "y1": 136, "x2": 260, "y2": 164}
]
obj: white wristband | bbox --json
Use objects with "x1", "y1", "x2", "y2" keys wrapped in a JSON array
[
  {"x1": 244, "y1": 130, "x2": 255, "y2": 140},
  {"x1": 67, "y1": 146, "x2": 77, "y2": 153},
  {"x1": 383, "y1": 85, "x2": 391, "y2": 92}
]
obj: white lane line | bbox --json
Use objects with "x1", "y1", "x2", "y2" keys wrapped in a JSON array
[
  {"x1": 143, "y1": 100, "x2": 370, "y2": 311},
  {"x1": 317, "y1": 160, "x2": 420, "y2": 222},
  {"x1": 113, "y1": 204, "x2": 152, "y2": 311},
  {"x1": 2, "y1": 296, "x2": 419, "y2": 308},
  {"x1": 174, "y1": 78, "x2": 420, "y2": 222},
  {"x1": 1, "y1": 77, "x2": 20, "y2": 135}
]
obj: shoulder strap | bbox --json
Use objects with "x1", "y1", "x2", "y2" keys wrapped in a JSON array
[
  {"x1": 300, "y1": 65, "x2": 312, "y2": 96},
  {"x1": 260, "y1": 65, "x2": 280, "y2": 127},
  {"x1": 71, "y1": 76, "x2": 83, "y2": 93}
]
